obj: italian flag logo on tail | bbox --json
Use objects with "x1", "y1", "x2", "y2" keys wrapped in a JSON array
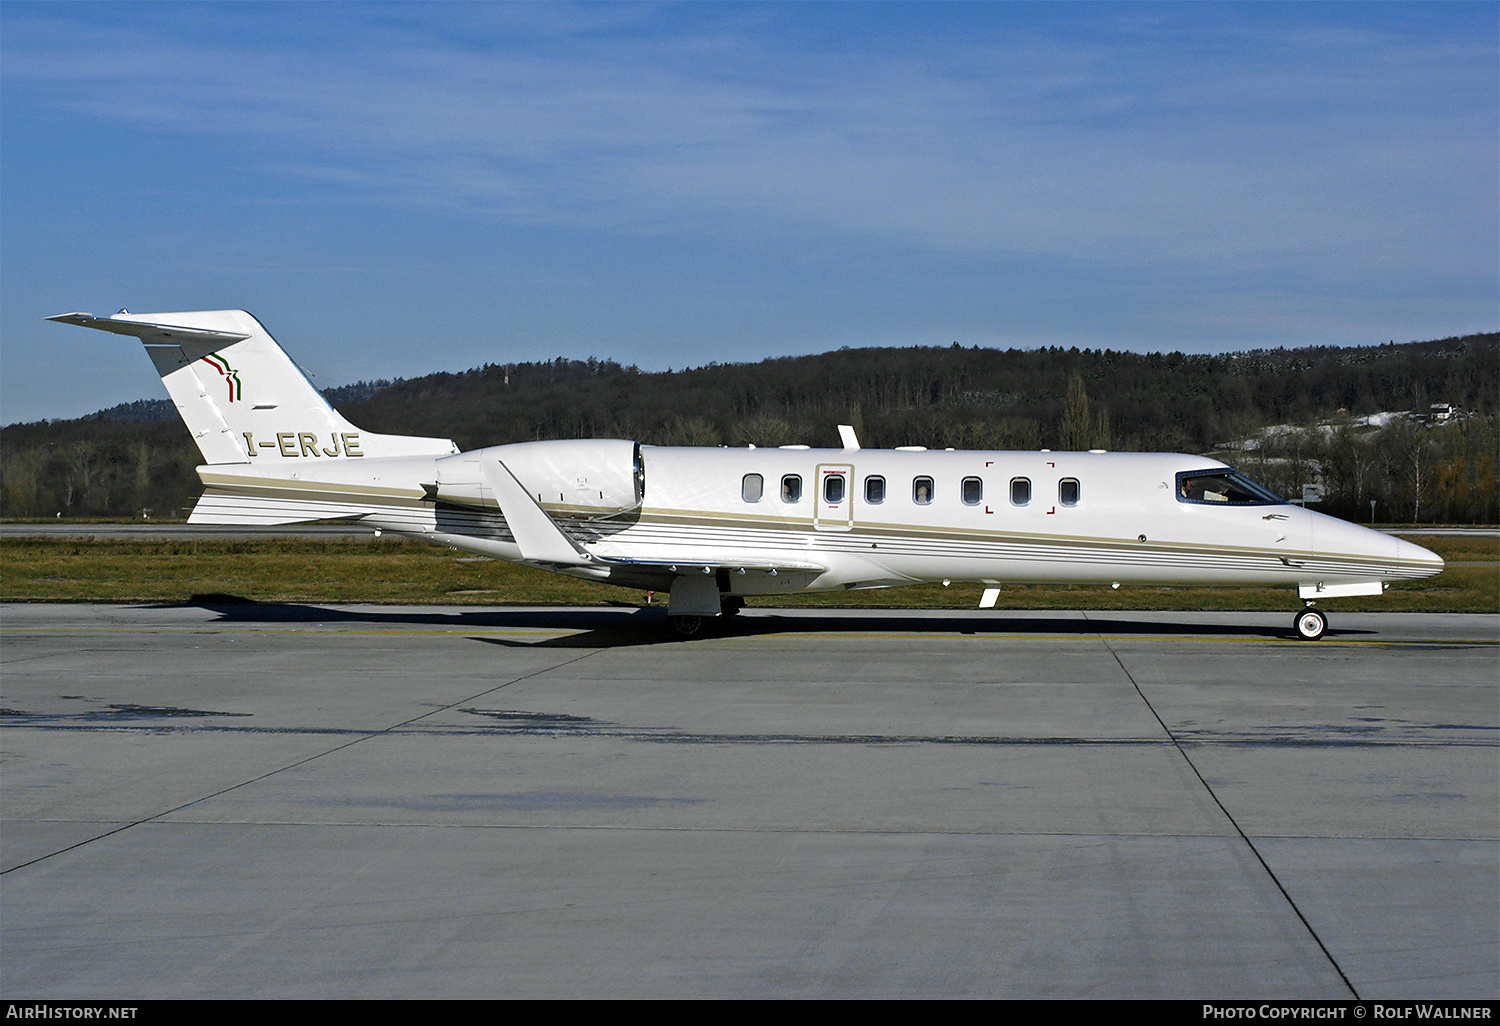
[{"x1": 199, "y1": 354, "x2": 243, "y2": 403}]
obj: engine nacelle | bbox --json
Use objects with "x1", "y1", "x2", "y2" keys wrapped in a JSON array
[{"x1": 432, "y1": 438, "x2": 643, "y2": 516}]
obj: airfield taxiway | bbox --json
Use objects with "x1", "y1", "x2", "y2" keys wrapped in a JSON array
[{"x1": 1, "y1": 603, "x2": 1495, "y2": 999}]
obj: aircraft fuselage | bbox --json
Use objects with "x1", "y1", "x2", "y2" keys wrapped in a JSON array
[{"x1": 49, "y1": 308, "x2": 1445, "y2": 637}]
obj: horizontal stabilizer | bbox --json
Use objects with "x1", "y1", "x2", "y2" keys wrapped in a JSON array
[{"x1": 46, "y1": 312, "x2": 252, "y2": 348}]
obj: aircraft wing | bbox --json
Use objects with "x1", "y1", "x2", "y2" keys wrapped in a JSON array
[
  {"x1": 588, "y1": 552, "x2": 828, "y2": 597},
  {"x1": 479, "y1": 457, "x2": 827, "y2": 580},
  {"x1": 594, "y1": 554, "x2": 825, "y2": 575}
]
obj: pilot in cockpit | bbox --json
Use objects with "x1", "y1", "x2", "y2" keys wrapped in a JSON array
[{"x1": 1181, "y1": 475, "x2": 1230, "y2": 502}]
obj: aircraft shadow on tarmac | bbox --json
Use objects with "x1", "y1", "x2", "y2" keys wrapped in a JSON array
[{"x1": 153, "y1": 594, "x2": 1367, "y2": 648}]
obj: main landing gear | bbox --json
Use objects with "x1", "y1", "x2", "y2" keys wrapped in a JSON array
[
  {"x1": 668, "y1": 596, "x2": 743, "y2": 639},
  {"x1": 1293, "y1": 605, "x2": 1328, "y2": 641},
  {"x1": 670, "y1": 615, "x2": 706, "y2": 638}
]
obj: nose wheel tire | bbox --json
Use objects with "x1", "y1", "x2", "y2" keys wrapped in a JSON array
[{"x1": 1294, "y1": 607, "x2": 1328, "y2": 641}]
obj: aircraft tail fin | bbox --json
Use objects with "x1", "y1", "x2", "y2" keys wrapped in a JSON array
[{"x1": 48, "y1": 310, "x2": 457, "y2": 464}]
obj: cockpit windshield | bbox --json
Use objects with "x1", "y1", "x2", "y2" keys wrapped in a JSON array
[{"x1": 1176, "y1": 469, "x2": 1288, "y2": 506}]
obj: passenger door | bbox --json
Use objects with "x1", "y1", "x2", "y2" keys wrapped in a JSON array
[{"x1": 814, "y1": 463, "x2": 854, "y2": 531}]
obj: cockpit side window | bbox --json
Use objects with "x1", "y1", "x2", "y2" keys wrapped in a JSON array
[{"x1": 1176, "y1": 469, "x2": 1287, "y2": 506}]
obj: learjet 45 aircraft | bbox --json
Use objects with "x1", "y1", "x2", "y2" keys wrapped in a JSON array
[{"x1": 50, "y1": 309, "x2": 1444, "y2": 639}]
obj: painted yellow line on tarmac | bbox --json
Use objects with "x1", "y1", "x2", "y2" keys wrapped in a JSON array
[{"x1": 750, "y1": 632, "x2": 1496, "y2": 646}]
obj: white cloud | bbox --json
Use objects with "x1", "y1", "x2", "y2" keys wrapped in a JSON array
[{"x1": 6, "y1": 4, "x2": 1490, "y2": 269}]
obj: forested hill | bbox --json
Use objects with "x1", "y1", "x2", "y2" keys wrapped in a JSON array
[
  {"x1": 2, "y1": 332, "x2": 1495, "y2": 522},
  {"x1": 333, "y1": 332, "x2": 1497, "y2": 453}
]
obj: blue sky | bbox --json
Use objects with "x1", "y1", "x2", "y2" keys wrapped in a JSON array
[{"x1": 3, "y1": 1, "x2": 1495, "y2": 423}]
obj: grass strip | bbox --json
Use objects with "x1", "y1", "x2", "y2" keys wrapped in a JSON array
[{"x1": 1, "y1": 535, "x2": 1492, "y2": 611}]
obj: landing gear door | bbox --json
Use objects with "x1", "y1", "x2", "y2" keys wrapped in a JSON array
[{"x1": 815, "y1": 463, "x2": 854, "y2": 532}]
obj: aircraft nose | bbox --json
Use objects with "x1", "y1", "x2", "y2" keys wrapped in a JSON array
[
  {"x1": 1313, "y1": 516, "x2": 1445, "y2": 582},
  {"x1": 1395, "y1": 536, "x2": 1445, "y2": 577}
]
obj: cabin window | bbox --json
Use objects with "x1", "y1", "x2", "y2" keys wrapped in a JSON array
[
  {"x1": 1010, "y1": 477, "x2": 1031, "y2": 506},
  {"x1": 742, "y1": 474, "x2": 763, "y2": 503},
  {"x1": 865, "y1": 475, "x2": 886, "y2": 504},
  {"x1": 913, "y1": 476, "x2": 934, "y2": 505},
  {"x1": 823, "y1": 474, "x2": 846, "y2": 504},
  {"x1": 1059, "y1": 478, "x2": 1080, "y2": 506},
  {"x1": 961, "y1": 476, "x2": 983, "y2": 505},
  {"x1": 780, "y1": 474, "x2": 802, "y2": 503}
]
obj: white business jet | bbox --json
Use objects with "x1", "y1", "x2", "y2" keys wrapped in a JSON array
[{"x1": 49, "y1": 309, "x2": 1444, "y2": 639}]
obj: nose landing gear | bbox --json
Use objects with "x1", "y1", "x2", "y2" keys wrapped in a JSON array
[{"x1": 1293, "y1": 606, "x2": 1328, "y2": 641}]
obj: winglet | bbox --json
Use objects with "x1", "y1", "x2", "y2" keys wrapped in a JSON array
[{"x1": 480, "y1": 459, "x2": 592, "y2": 565}]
